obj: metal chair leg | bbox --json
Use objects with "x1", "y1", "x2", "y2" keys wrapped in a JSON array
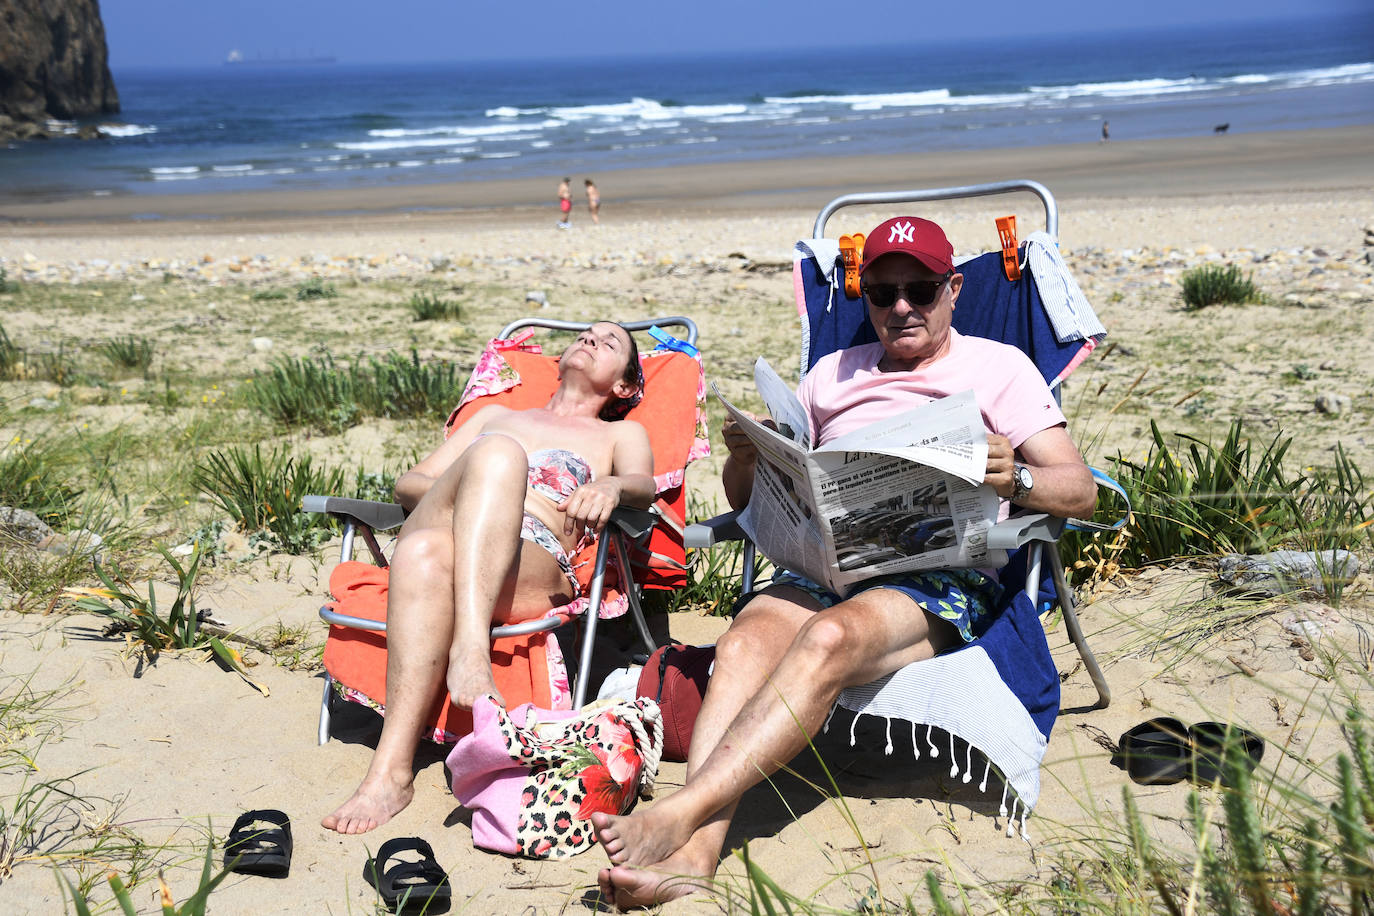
[
  {"x1": 611, "y1": 531, "x2": 658, "y2": 656},
  {"x1": 1049, "y1": 547, "x2": 1111, "y2": 708},
  {"x1": 318, "y1": 675, "x2": 334, "y2": 746}
]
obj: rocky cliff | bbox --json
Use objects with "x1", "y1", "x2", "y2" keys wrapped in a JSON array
[{"x1": 0, "y1": 0, "x2": 119, "y2": 140}]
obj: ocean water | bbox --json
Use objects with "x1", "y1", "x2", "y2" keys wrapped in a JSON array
[{"x1": 3, "y1": 12, "x2": 1371, "y2": 204}]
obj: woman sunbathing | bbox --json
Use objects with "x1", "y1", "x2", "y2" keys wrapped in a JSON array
[{"x1": 323, "y1": 321, "x2": 655, "y2": 835}]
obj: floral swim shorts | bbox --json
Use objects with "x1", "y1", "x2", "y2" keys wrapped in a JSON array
[
  {"x1": 520, "y1": 513, "x2": 581, "y2": 596},
  {"x1": 763, "y1": 568, "x2": 1004, "y2": 644}
]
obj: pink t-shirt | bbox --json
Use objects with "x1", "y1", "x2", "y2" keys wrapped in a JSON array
[{"x1": 797, "y1": 329, "x2": 1065, "y2": 447}]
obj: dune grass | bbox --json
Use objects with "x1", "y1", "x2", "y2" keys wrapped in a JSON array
[
  {"x1": 243, "y1": 350, "x2": 464, "y2": 433},
  {"x1": 1180, "y1": 263, "x2": 1262, "y2": 310}
]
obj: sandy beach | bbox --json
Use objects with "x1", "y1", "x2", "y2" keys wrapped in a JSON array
[{"x1": 2, "y1": 127, "x2": 1373, "y2": 913}]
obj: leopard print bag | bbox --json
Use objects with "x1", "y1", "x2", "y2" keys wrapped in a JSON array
[{"x1": 448, "y1": 694, "x2": 664, "y2": 859}]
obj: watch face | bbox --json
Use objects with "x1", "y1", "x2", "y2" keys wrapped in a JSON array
[{"x1": 1015, "y1": 465, "x2": 1033, "y2": 491}]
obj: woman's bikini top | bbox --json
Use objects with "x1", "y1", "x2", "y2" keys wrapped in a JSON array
[{"x1": 527, "y1": 448, "x2": 593, "y2": 502}]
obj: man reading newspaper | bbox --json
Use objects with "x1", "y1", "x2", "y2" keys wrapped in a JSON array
[{"x1": 593, "y1": 216, "x2": 1096, "y2": 908}]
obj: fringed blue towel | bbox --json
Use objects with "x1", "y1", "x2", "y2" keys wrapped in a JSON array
[{"x1": 830, "y1": 589, "x2": 1060, "y2": 838}]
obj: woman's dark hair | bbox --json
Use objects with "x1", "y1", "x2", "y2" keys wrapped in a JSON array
[{"x1": 599, "y1": 323, "x2": 644, "y2": 421}]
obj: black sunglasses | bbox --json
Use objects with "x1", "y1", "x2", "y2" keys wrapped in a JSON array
[{"x1": 861, "y1": 275, "x2": 952, "y2": 308}]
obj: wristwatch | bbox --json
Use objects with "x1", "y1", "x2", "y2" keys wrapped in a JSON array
[{"x1": 1011, "y1": 463, "x2": 1034, "y2": 504}]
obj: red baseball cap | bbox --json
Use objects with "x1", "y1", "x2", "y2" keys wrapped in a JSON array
[{"x1": 859, "y1": 216, "x2": 954, "y2": 276}]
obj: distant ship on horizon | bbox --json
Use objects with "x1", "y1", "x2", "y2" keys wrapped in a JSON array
[{"x1": 225, "y1": 49, "x2": 337, "y2": 66}]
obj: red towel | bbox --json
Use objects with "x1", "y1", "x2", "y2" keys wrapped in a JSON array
[{"x1": 323, "y1": 561, "x2": 559, "y2": 742}]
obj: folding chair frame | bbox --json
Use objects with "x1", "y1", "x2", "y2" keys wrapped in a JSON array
[
  {"x1": 687, "y1": 182, "x2": 1112, "y2": 710},
  {"x1": 308, "y1": 316, "x2": 699, "y2": 744}
]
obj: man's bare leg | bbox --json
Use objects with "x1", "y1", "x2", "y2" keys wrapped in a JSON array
[
  {"x1": 594, "y1": 589, "x2": 816, "y2": 905},
  {"x1": 596, "y1": 589, "x2": 955, "y2": 907}
]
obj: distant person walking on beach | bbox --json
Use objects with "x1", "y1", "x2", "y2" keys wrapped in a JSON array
[
  {"x1": 1100, "y1": 120, "x2": 1110, "y2": 143},
  {"x1": 585, "y1": 179, "x2": 601, "y2": 224},
  {"x1": 557, "y1": 177, "x2": 573, "y2": 229}
]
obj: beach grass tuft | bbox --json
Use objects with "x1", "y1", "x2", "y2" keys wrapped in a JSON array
[
  {"x1": 1064, "y1": 419, "x2": 1373, "y2": 586},
  {"x1": 0, "y1": 324, "x2": 22, "y2": 379},
  {"x1": 0, "y1": 267, "x2": 18, "y2": 293},
  {"x1": 243, "y1": 354, "x2": 360, "y2": 433},
  {"x1": 0, "y1": 428, "x2": 86, "y2": 529},
  {"x1": 1180, "y1": 263, "x2": 1261, "y2": 309},
  {"x1": 191, "y1": 444, "x2": 349, "y2": 553},
  {"x1": 354, "y1": 350, "x2": 463, "y2": 420},
  {"x1": 98, "y1": 335, "x2": 156, "y2": 377},
  {"x1": 245, "y1": 350, "x2": 463, "y2": 432},
  {"x1": 294, "y1": 277, "x2": 338, "y2": 300},
  {"x1": 58, "y1": 830, "x2": 236, "y2": 916},
  {"x1": 407, "y1": 291, "x2": 463, "y2": 321}
]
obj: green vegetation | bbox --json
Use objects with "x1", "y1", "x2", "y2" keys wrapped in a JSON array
[
  {"x1": 58, "y1": 840, "x2": 236, "y2": 916},
  {"x1": 0, "y1": 429, "x2": 85, "y2": 528},
  {"x1": 67, "y1": 545, "x2": 252, "y2": 677},
  {"x1": 917, "y1": 700, "x2": 1374, "y2": 915},
  {"x1": 1180, "y1": 263, "x2": 1261, "y2": 309},
  {"x1": 0, "y1": 324, "x2": 21, "y2": 379},
  {"x1": 99, "y1": 335, "x2": 156, "y2": 377},
  {"x1": 190, "y1": 444, "x2": 349, "y2": 554},
  {"x1": 293, "y1": 276, "x2": 338, "y2": 300},
  {"x1": 244, "y1": 350, "x2": 464, "y2": 432},
  {"x1": 1064, "y1": 420, "x2": 1373, "y2": 589},
  {"x1": 408, "y1": 291, "x2": 463, "y2": 321}
]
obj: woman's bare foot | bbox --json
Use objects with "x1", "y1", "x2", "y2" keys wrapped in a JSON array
[
  {"x1": 321, "y1": 770, "x2": 414, "y2": 834},
  {"x1": 596, "y1": 848, "x2": 716, "y2": 910},
  {"x1": 591, "y1": 802, "x2": 695, "y2": 868},
  {"x1": 447, "y1": 649, "x2": 504, "y2": 710}
]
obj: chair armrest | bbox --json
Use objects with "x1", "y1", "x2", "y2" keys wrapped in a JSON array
[
  {"x1": 301, "y1": 495, "x2": 406, "y2": 532},
  {"x1": 610, "y1": 505, "x2": 658, "y2": 540},
  {"x1": 685, "y1": 510, "x2": 746, "y2": 549},
  {"x1": 986, "y1": 513, "x2": 1066, "y2": 550},
  {"x1": 1066, "y1": 468, "x2": 1132, "y2": 533}
]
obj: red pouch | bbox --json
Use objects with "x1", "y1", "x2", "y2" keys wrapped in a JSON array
[{"x1": 636, "y1": 644, "x2": 716, "y2": 762}]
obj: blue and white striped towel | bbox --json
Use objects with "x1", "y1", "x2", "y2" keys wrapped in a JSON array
[{"x1": 1025, "y1": 231, "x2": 1107, "y2": 344}]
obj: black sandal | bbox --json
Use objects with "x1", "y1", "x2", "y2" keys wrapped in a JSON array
[
  {"x1": 224, "y1": 809, "x2": 292, "y2": 878},
  {"x1": 363, "y1": 837, "x2": 452, "y2": 911},
  {"x1": 1189, "y1": 721, "x2": 1265, "y2": 787},
  {"x1": 1119, "y1": 717, "x2": 1190, "y2": 785}
]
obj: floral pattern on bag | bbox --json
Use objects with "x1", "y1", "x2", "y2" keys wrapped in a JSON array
[{"x1": 497, "y1": 698, "x2": 662, "y2": 859}]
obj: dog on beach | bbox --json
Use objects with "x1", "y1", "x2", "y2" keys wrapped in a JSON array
[{"x1": 1214, "y1": 123, "x2": 1230, "y2": 134}]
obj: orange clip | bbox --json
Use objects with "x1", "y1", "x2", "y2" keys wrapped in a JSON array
[
  {"x1": 996, "y1": 215, "x2": 1020, "y2": 281},
  {"x1": 493, "y1": 329, "x2": 540, "y2": 351},
  {"x1": 839, "y1": 234, "x2": 861, "y2": 298}
]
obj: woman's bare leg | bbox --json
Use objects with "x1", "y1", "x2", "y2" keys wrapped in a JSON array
[
  {"x1": 323, "y1": 434, "x2": 564, "y2": 834},
  {"x1": 442, "y1": 434, "x2": 533, "y2": 708}
]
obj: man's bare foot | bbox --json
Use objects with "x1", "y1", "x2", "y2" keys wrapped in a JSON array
[
  {"x1": 321, "y1": 771, "x2": 414, "y2": 834},
  {"x1": 591, "y1": 804, "x2": 694, "y2": 868},
  {"x1": 447, "y1": 650, "x2": 503, "y2": 710},
  {"x1": 596, "y1": 849, "x2": 715, "y2": 910}
]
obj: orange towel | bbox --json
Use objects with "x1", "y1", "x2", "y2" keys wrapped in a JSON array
[{"x1": 323, "y1": 561, "x2": 559, "y2": 742}]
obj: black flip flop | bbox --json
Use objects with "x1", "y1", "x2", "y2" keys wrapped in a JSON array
[
  {"x1": 363, "y1": 837, "x2": 452, "y2": 912},
  {"x1": 1119, "y1": 717, "x2": 1190, "y2": 785},
  {"x1": 224, "y1": 809, "x2": 292, "y2": 878},
  {"x1": 1189, "y1": 721, "x2": 1265, "y2": 787}
]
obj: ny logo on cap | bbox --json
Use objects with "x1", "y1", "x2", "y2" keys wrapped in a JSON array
[{"x1": 888, "y1": 220, "x2": 916, "y2": 244}]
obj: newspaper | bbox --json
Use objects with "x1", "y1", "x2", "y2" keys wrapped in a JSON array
[{"x1": 718, "y1": 358, "x2": 1005, "y2": 594}]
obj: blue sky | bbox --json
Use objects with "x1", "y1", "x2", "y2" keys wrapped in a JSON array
[{"x1": 103, "y1": 0, "x2": 1370, "y2": 68}]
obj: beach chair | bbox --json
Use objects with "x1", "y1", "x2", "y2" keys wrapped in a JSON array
[
  {"x1": 686, "y1": 181, "x2": 1127, "y2": 825},
  {"x1": 307, "y1": 317, "x2": 710, "y2": 746}
]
